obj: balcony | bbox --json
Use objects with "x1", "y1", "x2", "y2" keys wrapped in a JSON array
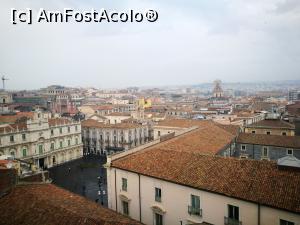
[
  {"x1": 155, "y1": 196, "x2": 161, "y2": 202},
  {"x1": 224, "y1": 217, "x2": 242, "y2": 225},
  {"x1": 188, "y1": 206, "x2": 202, "y2": 217}
]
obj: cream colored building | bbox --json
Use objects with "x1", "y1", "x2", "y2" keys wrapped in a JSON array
[
  {"x1": 106, "y1": 122, "x2": 300, "y2": 225},
  {"x1": 82, "y1": 119, "x2": 152, "y2": 155},
  {"x1": 107, "y1": 165, "x2": 300, "y2": 225},
  {"x1": 0, "y1": 111, "x2": 83, "y2": 169}
]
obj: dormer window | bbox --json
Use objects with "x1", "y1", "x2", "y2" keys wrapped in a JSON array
[
  {"x1": 241, "y1": 145, "x2": 246, "y2": 151},
  {"x1": 287, "y1": 149, "x2": 293, "y2": 156}
]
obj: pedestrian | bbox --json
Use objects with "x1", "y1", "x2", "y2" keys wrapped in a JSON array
[{"x1": 68, "y1": 167, "x2": 71, "y2": 173}]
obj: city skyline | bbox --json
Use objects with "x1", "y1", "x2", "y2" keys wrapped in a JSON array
[{"x1": 1, "y1": 0, "x2": 300, "y2": 90}]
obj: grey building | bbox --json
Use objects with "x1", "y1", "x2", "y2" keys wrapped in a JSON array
[{"x1": 235, "y1": 133, "x2": 300, "y2": 160}]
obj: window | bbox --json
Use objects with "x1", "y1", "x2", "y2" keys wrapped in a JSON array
[
  {"x1": 251, "y1": 130, "x2": 256, "y2": 134},
  {"x1": 10, "y1": 151, "x2": 15, "y2": 157},
  {"x1": 10, "y1": 135, "x2": 14, "y2": 142},
  {"x1": 75, "y1": 125, "x2": 78, "y2": 131},
  {"x1": 59, "y1": 127, "x2": 63, "y2": 134},
  {"x1": 122, "y1": 178, "x2": 127, "y2": 191},
  {"x1": 155, "y1": 213, "x2": 163, "y2": 225},
  {"x1": 280, "y1": 219, "x2": 294, "y2": 225},
  {"x1": 261, "y1": 147, "x2": 269, "y2": 158},
  {"x1": 189, "y1": 195, "x2": 201, "y2": 216},
  {"x1": 75, "y1": 138, "x2": 78, "y2": 145},
  {"x1": 68, "y1": 127, "x2": 71, "y2": 133},
  {"x1": 266, "y1": 131, "x2": 271, "y2": 135},
  {"x1": 122, "y1": 201, "x2": 129, "y2": 216},
  {"x1": 68, "y1": 139, "x2": 71, "y2": 146},
  {"x1": 155, "y1": 187, "x2": 161, "y2": 202},
  {"x1": 228, "y1": 204, "x2": 239, "y2": 222},
  {"x1": 51, "y1": 129, "x2": 54, "y2": 135},
  {"x1": 39, "y1": 145, "x2": 43, "y2": 154},
  {"x1": 22, "y1": 148, "x2": 27, "y2": 157},
  {"x1": 60, "y1": 141, "x2": 63, "y2": 148},
  {"x1": 51, "y1": 143, "x2": 55, "y2": 150},
  {"x1": 282, "y1": 132, "x2": 287, "y2": 136},
  {"x1": 241, "y1": 145, "x2": 246, "y2": 151},
  {"x1": 22, "y1": 133, "x2": 26, "y2": 140},
  {"x1": 158, "y1": 131, "x2": 161, "y2": 137},
  {"x1": 287, "y1": 149, "x2": 293, "y2": 156}
]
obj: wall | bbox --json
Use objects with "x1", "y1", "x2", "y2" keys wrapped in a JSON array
[
  {"x1": 107, "y1": 168, "x2": 300, "y2": 225},
  {"x1": 235, "y1": 143, "x2": 300, "y2": 160},
  {"x1": 245, "y1": 128, "x2": 295, "y2": 136}
]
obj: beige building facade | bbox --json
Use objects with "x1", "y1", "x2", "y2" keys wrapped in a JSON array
[
  {"x1": 0, "y1": 111, "x2": 83, "y2": 169},
  {"x1": 107, "y1": 167, "x2": 300, "y2": 225}
]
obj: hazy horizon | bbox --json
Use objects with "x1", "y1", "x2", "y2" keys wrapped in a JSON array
[{"x1": 1, "y1": 0, "x2": 300, "y2": 90}]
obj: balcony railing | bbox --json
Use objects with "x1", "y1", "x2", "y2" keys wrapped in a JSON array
[
  {"x1": 188, "y1": 206, "x2": 202, "y2": 217},
  {"x1": 224, "y1": 217, "x2": 242, "y2": 225},
  {"x1": 155, "y1": 196, "x2": 161, "y2": 202}
]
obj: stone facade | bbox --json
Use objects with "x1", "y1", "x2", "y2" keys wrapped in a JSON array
[
  {"x1": 82, "y1": 119, "x2": 152, "y2": 155},
  {"x1": 0, "y1": 111, "x2": 82, "y2": 169}
]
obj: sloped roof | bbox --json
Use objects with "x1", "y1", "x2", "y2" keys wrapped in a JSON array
[
  {"x1": 0, "y1": 183, "x2": 142, "y2": 225},
  {"x1": 237, "y1": 133, "x2": 300, "y2": 149},
  {"x1": 112, "y1": 150, "x2": 300, "y2": 213},
  {"x1": 246, "y1": 119, "x2": 295, "y2": 129}
]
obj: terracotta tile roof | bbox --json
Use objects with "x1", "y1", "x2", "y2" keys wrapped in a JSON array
[
  {"x1": 0, "y1": 183, "x2": 142, "y2": 225},
  {"x1": 106, "y1": 112, "x2": 131, "y2": 117},
  {"x1": 82, "y1": 119, "x2": 142, "y2": 129},
  {"x1": 0, "y1": 112, "x2": 34, "y2": 124},
  {"x1": 48, "y1": 118, "x2": 72, "y2": 126},
  {"x1": 237, "y1": 133, "x2": 300, "y2": 149},
  {"x1": 246, "y1": 119, "x2": 295, "y2": 129},
  {"x1": 213, "y1": 122, "x2": 240, "y2": 136},
  {"x1": 155, "y1": 119, "x2": 211, "y2": 128},
  {"x1": 91, "y1": 105, "x2": 114, "y2": 111},
  {"x1": 0, "y1": 123, "x2": 27, "y2": 134},
  {"x1": 112, "y1": 150, "x2": 300, "y2": 213}
]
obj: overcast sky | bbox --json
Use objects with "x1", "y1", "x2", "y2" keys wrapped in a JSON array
[{"x1": 0, "y1": 0, "x2": 299, "y2": 90}]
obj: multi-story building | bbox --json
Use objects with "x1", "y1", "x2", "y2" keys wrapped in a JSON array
[
  {"x1": 235, "y1": 133, "x2": 300, "y2": 160},
  {"x1": 288, "y1": 90, "x2": 300, "y2": 102},
  {"x1": 0, "y1": 111, "x2": 82, "y2": 169},
  {"x1": 81, "y1": 119, "x2": 152, "y2": 155},
  {"x1": 106, "y1": 128, "x2": 300, "y2": 225},
  {"x1": 244, "y1": 119, "x2": 295, "y2": 136}
]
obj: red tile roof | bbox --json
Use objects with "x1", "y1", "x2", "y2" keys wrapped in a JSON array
[
  {"x1": 112, "y1": 150, "x2": 300, "y2": 213},
  {"x1": 0, "y1": 183, "x2": 142, "y2": 225},
  {"x1": 237, "y1": 133, "x2": 300, "y2": 149},
  {"x1": 155, "y1": 119, "x2": 211, "y2": 128},
  {"x1": 82, "y1": 119, "x2": 142, "y2": 129},
  {"x1": 48, "y1": 118, "x2": 72, "y2": 126},
  {"x1": 0, "y1": 112, "x2": 34, "y2": 124},
  {"x1": 246, "y1": 119, "x2": 295, "y2": 129}
]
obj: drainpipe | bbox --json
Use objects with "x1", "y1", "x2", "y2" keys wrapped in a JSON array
[
  {"x1": 139, "y1": 174, "x2": 142, "y2": 222},
  {"x1": 258, "y1": 203, "x2": 261, "y2": 225},
  {"x1": 114, "y1": 169, "x2": 117, "y2": 212}
]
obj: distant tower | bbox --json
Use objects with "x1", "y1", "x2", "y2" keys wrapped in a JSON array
[
  {"x1": 213, "y1": 80, "x2": 223, "y2": 98},
  {"x1": 1, "y1": 76, "x2": 9, "y2": 90}
]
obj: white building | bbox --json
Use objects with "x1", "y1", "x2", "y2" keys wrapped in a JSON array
[
  {"x1": 0, "y1": 111, "x2": 83, "y2": 169},
  {"x1": 106, "y1": 123, "x2": 300, "y2": 225},
  {"x1": 81, "y1": 119, "x2": 152, "y2": 155}
]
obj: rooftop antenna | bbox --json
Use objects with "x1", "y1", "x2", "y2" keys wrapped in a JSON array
[{"x1": 2, "y1": 76, "x2": 9, "y2": 90}]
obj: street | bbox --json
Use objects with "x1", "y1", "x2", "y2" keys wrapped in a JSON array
[{"x1": 48, "y1": 155, "x2": 108, "y2": 206}]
